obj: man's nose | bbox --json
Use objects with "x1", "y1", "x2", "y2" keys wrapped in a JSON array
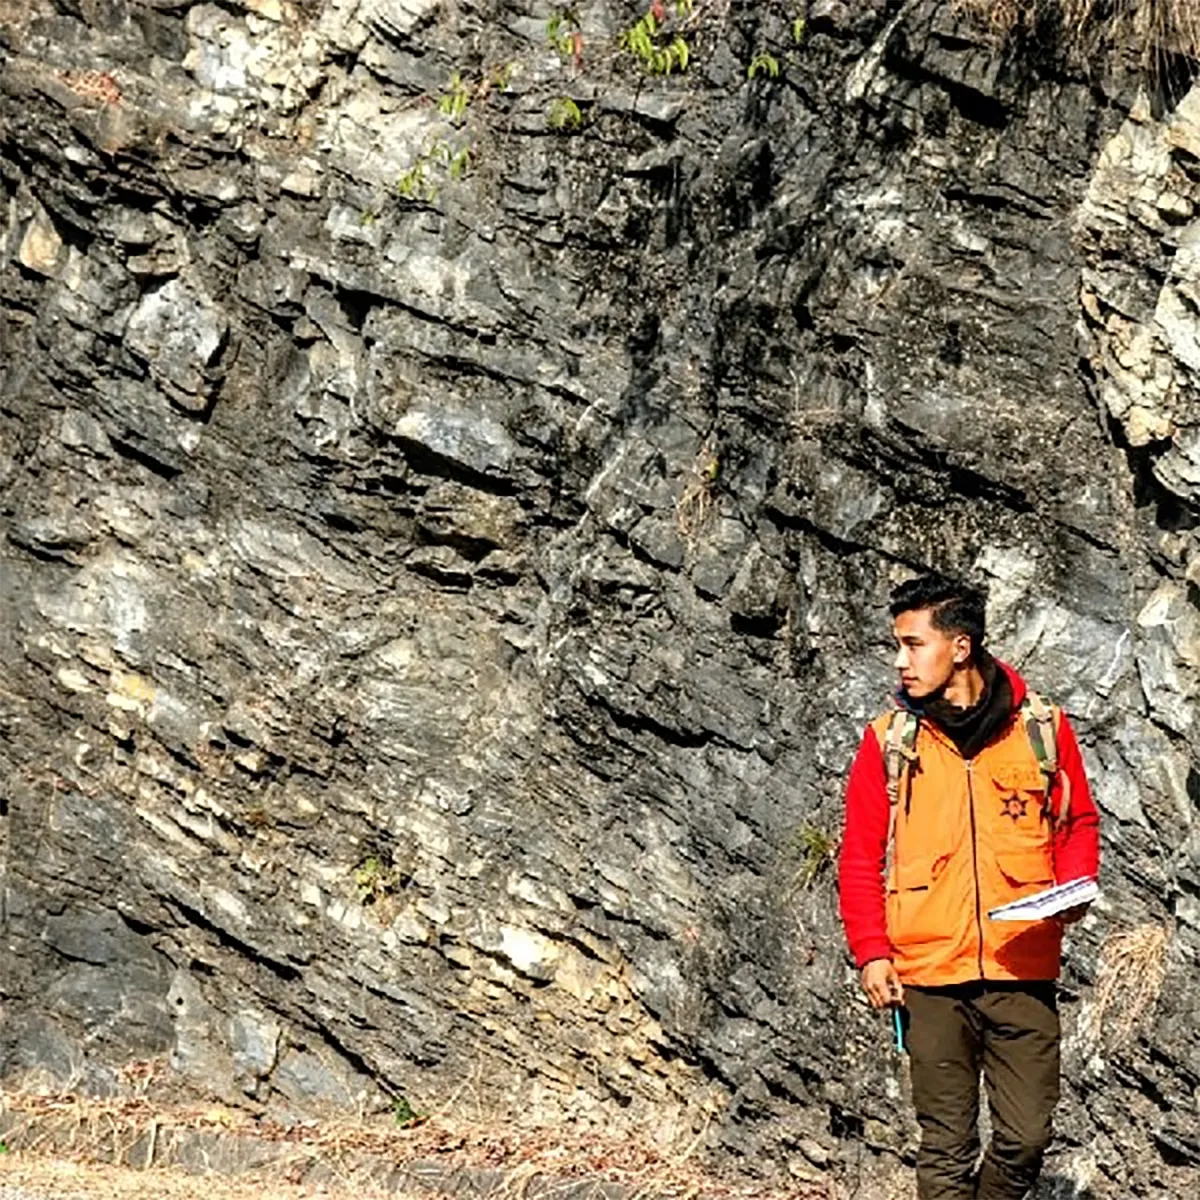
[{"x1": 894, "y1": 646, "x2": 908, "y2": 671}]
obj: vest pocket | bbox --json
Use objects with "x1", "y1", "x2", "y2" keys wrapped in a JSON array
[
  {"x1": 995, "y1": 846, "x2": 1054, "y2": 888},
  {"x1": 887, "y1": 854, "x2": 948, "y2": 945}
]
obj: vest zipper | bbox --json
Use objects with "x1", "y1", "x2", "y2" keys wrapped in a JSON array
[{"x1": 966, "y1": 758, "x2": 985, "y2": 978}]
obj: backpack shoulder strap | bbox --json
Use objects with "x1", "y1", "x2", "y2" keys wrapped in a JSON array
[
  {"x1": 880, "y1": 709, "x2": 921, "y2": 870},
  {"x1": 1020, "y1": 690, "x2": 1067, "y2": 826},
  {"x1": 882, "y1": 709, "x2": 921, "y2": 807}
]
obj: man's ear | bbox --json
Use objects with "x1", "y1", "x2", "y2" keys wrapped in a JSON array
[{"x1": 953, "y1": 633, "x2": 972, "y2": 666}]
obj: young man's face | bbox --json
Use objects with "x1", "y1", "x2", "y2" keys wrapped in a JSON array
[{"x1": 892, "y1": 607, "x2": 970, "y2": 698}]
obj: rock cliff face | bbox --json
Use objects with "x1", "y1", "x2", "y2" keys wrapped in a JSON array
[{"x1": 2, "y1": 0, "x2": 1199, "y2": 1195}]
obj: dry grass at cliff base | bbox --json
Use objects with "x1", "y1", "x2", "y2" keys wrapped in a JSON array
[
  {"x1": 0, "y1": 1154, "x2": 399, "y2": 1200},
  {"x1": 0, "y1": 1090, "x2": 833, "y2": 1200},
  {"x1": 954, "y1": 0, "x2": 1200, "y2": 62}
]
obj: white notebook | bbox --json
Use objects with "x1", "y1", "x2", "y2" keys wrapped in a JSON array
[{"x1": 987, "y1": 876, "x2": 1100, "y2": 922}]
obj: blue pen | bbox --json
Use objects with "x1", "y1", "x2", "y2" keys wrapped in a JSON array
[{"x1": 892, "y1": 1006, "x2": 906, "y2": 1053}]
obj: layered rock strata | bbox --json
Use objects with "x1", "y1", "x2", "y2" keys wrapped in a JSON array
[{"x1": 2, "y1": 1, "x2": 1199, "y2": 1195}]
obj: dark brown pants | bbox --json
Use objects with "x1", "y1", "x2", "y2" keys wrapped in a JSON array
[{"x1": 905, "y1": 982, "x2": 1060, "y2": 1200}]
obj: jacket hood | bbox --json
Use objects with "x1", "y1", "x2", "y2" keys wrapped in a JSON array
[{"x1": 999, "y1": 659, "x2": 1027, "y2": 708}]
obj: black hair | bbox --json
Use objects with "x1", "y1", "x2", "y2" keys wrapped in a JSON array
[{"x1": 888, "y1": 575, "x2": 987, "y2": 654}]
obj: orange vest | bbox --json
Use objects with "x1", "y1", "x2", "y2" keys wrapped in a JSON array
[{"x1": 870, "y1": 707, "x2": 1063, "y2": 986}]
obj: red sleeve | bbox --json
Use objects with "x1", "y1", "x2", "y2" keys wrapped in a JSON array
[
  {"x1": 838, "y1": 726, "x2": 893, "y2": 968},
  {"x1": 1051, "y1": 712, "x2": 1101, "y2": 882}
]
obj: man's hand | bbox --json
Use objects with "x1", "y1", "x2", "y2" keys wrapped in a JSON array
[{"x1": 861, "y1": 958, "x2": 904, "y2": 1009}]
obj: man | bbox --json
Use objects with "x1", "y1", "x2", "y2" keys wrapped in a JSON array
[{"x1": 838, "y1": 575, "x2": 1100, "y2": 1200}]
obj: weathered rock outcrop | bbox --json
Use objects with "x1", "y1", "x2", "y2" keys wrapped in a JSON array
[{"x1": 1, "y1": 1, "x2": 1198, "y2": 1195}]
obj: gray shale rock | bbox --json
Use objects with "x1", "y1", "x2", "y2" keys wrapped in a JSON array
[{"x1": 0, "y1": 0, "x2": 1197, "y2": 1195}]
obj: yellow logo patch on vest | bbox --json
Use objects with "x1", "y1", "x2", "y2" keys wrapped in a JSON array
[{"x1": 1000, "y1": 795, "x2": 1029, "y2": 822}]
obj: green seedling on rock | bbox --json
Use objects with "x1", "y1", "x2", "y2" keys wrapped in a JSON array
[
  {"x1": 748, "y1": 52, "x2": 781, "y2": 79},
  {"x1": 432, "y1": 140, "x2": 474, "y2": 181},
  {"x1": 791, "y1": 824, "x2": 838, "y2": 890},
  {"x1": 393, "y1": 1096, "x2": 424, "y2": 1126},
  {"x1": 546, "y1": 7, "x2": 583, "y2": 60},
  {"x1": 793, "y1": 16, "x2": 807, "y2": 43},
  {"x1": 438, "y1": 72, "x2": 471, "y2": 124},
  {"x1": 354, "y1": 854, "x2": 397, "y2": 905},
  {"x1": 398, "y1": 136, "x2": 472, "y2": 204},
  {"x1": 621, "y1": 4, "x2": 690, "y2": 75},
  {"x1": 548, "y1": 96, "x2": 584, "y2": 131},
  {"x1": 397, "y1": 159, "x2": 431, "y2": 201}
]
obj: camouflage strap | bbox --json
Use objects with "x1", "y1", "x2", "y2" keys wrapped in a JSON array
[
  {"x1": 883, "y1": 709, "x2": 921, "y2": 873},
  {"x1": 1020, "y1": 690, "x2": 1068, "y2": 826}
]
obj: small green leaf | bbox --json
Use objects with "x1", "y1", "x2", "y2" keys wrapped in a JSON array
[
  {"x1": 438, "y1": 72, "x2": 470, "y2": 124},
  {"x1": 548, "y1": 96, "x2": 584, "y2": 131},
  {"x1": 748, "y1": 52, "x2": 780, "y2": 80}
]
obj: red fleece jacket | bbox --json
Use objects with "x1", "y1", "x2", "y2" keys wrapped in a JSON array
[{"x1": 838, "y1": 664, "x2": 1102, "y2": 970}]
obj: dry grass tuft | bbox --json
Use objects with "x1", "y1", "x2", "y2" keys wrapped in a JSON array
[
  {"x1": 954, "y1": 0, "x2": 1200, "y2": 65},
  {"x1": 1081, "y1": 921, "x2": 1171, "y2": 1047},
  {"x1": 675, "y1": 444, "x2": 721, "y2": 539}
]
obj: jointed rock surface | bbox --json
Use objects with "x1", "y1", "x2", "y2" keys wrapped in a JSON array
[{"x1": 2, "y1": 2, "x2": 1199, "y2": 1196}]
